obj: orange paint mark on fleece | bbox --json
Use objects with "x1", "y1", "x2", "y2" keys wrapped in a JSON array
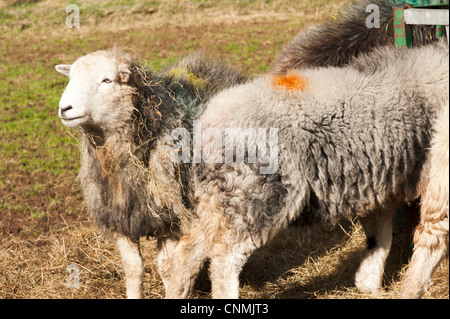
[{"x1": 272, "y1": 71, "x2": 307, "y2": 93}]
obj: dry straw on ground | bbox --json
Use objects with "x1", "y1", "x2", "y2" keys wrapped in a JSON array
[{"x1": 1, "y1": 218, "x2": 448, "y2": 299}]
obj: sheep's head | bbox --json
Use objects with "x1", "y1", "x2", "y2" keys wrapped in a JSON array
[{"x1": 55, "y1": 50, "x2": 134, "y2": 131}]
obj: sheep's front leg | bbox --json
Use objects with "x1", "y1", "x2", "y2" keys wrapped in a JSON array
[
  {"x1": 156, "y1": 237, "x2": 179, "y2": 292},
  {"x1": 209, "y1": 244, "x2": 252, "y2": 299},
  {"x1": 115, "y1": 233, "x2": 144, "y2": 299},
  {"x1": 355, "y1": 208, "x2": 393, "y2": 293},
  {"x1": 163, "y1": 231, "x2": 208, "y2": 299}
]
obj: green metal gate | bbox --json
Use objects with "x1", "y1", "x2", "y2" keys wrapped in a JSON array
[
  {"x1": 393, "y1": 0, "x2": 449, "y2": 47},
  {"x1": 395, "y1": 0, "x2": 448, "y2": 6}
]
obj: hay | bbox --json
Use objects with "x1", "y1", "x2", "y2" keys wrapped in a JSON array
[
  {"x1": 1, "y1": 219, "x2": 446, "y2": 299},
  {"x1": 0, "y1": 223, "x2": 125, "y2": 299},
  {"x1": 238, "y1": 220, "x2": 449, "y2": 299},
  {"x1": 0, "y1": 222, "x2": 167, "y2": 299}
]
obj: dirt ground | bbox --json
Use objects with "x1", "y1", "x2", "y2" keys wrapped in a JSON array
[{"x1": 0, "y1": 0, "x2": 448, "y2": 299}]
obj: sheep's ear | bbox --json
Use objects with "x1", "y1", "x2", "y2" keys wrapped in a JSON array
[
  {"x1": 118, "y1": 63, "x2": 131, "y2": 83},
  {"x1": 55, "y1": 64, "x2": 71, "y2": 77}
]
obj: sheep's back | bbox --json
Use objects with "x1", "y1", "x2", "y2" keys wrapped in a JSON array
[{"x1": 197, "y1": 53, "x2": 446, "y2": 230}]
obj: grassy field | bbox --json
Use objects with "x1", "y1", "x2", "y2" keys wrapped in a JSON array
[{"x1": 0, "y1": 0, "x2": 448, "y2": 299}]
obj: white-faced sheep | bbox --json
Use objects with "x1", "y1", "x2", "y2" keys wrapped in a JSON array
[
  {"x1": 161, "y1": 41, "x2": 449, "y2": 299},
  {"x1": 55, "y1": 50, "x2": 246, "y2": 298}
]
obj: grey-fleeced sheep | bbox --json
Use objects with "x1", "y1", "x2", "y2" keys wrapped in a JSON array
[
  {"x1": 161, "y1": 41, "x2": 449, "y2": 299},
  {"x1": 274, "y1": 0, "x2": 449, "y2": 299},
  {"x1": 55, "y1": 50, "x2": 246, "y2": 298}
]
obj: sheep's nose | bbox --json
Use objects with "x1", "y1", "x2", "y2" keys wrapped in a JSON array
[{"x1": 60, "y1": 105, "x2": 72, "y2": 115}]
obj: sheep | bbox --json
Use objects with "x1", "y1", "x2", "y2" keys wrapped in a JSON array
[
  {"x1": 402, "y1": 100, "x2": 449, "y2": 299},
  {"x1": 273, "y1": 0, "x2": 449, "y2": 298},
  {"x1": 273, "y1": 0, "x2": 442, "y2": 75},
  {"x1": 55, "y1": 49, "x2": 246, "y2": 298},
  {"x1": 161, "y1": 41, "x2": 449, "y2": 299}
]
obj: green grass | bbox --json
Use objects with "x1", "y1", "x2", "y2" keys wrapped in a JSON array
[
  {"x1": 1, "y1": 0, "x2": 343, "y2": 33},
  {"x1": 0, "y1": 55, "x2": 79, "y2": 176}
]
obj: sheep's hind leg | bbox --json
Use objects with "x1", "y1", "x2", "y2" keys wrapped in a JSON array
[
  {"x1": 115, "y1": 233, "x2": 144, "y2": 299},
  {"x1": 355, "y1": 208, "x2": 393, "y2": 293},
  {"x1": 401, "y1": 191, "x2": 449, "y2": 298},
  {"x1": 402, "y1": 103, "x2": 449, "y2": 299}
]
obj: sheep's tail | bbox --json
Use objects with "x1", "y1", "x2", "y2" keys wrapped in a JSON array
[{"x1": 273, "y1": 0, "x2": 440, "y2": 74}]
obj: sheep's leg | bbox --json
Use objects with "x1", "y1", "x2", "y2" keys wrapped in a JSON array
[
  {"x1": 402, "y1": 103, "x2": 449, "y2": 299},
  {"x1": 209, "y1": 253, "x2": 245, "y2": 299},
  {"x1": 163, "y1": 230, "x2": 209, "y2": 299},
  {"x1": 401, "y1": 217, "x2": 448, "y2": 298},
  {"x1": 156, "y1": 237, "x2": 179, "y2": 291},
  {"x1": 163, "y1": 194, "x2": 225, "y2": 298},
  {"x1": 209, "y1": 241, "x2": 253, "y2": 299},
  {"x1": 401, "y1": 186, "x2": 449, "y2": 298},
  {"x1": 355, "y1": 208, "x2": 393, "y2": 293},
  {"x1": 115, "y1": 234, "x2": 144, "y2": 299}
]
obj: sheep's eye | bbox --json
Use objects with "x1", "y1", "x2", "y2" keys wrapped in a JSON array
[{"x1": 102, "y1": 78, "x2": 112, "y2": 84}]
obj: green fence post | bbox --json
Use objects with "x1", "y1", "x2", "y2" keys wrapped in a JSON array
[{"x1": 393, "y1": 5, "x2": 414, "y2": 47}]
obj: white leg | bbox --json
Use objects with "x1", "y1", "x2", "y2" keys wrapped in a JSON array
[
  {"x1": 402, "y1": 182, "x2": 449, "y2": 298},
  {"x1": 401, "y1": 236, "x2": 448, "y2": 299},
  {"x1": 355, "y1": 209, "x2": 393, "y2": 293},
  {"x1": 163, "y1": 194, "x2": 224, "y2": 299},
  {"x1": 163, "y1": 231, "x2": 208, "y2": 299},
  {"x1": 209, "y1": 252, "x2": 248, "y2": 299},
  {"x1": 115, "y1": 234, "x2": 144, "y2": 299},
  {"x1": 157, "y1": 238, "x2": 179, "y2": 292}
]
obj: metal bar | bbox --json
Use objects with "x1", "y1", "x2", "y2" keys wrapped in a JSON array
[
  {"x1": 404, "y1": 8, "x2": 449, "y2": 25},
  {"x1": 394, "y1": 5, "x2": 414, "y2": 47}
]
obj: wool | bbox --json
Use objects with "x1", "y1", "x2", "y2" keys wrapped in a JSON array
[
  {"x1": 168, "y1": 67, "x2": 209, "y2": 89},
  {"x1": 162, "y1": 42, "x2": 449, "y2": 299},
  {"x1": 271, "y1": 72, "x2": 308, "y2": 93}
]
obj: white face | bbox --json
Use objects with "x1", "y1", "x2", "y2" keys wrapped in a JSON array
[{"x1": 55, "y1": 52, "x2": 132, "y2": 129}]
